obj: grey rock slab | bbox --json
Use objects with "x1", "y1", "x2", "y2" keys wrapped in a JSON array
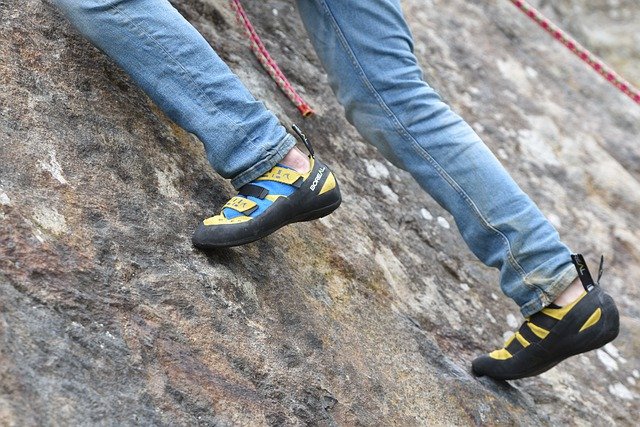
[{"x1": 1, "y1": 0, "x2": 638, "y2": 425}]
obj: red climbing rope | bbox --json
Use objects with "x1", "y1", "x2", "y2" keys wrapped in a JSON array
[
  {"x1": 229, "y1": 0, "x2": 638, "y2": 109},
  {"x1": 509, "y1": 0, "x2": 640, "y2": 105},
  {"x1": 228, "y1": 0, "x2": 314, "y2": 116}
]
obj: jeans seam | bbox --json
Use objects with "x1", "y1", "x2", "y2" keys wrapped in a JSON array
[
  {"x1": 109, "y1": 2, "x2": 273, "y2": 176},
  {"x1": 318, "y1": 0, "x2": 528, "y2": 279}
]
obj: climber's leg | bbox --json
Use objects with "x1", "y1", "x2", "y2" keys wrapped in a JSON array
[
  {"x1": 296, "y1": 0, "x2": 577, "y2": 317},
  {"x1": 51, "y1": 0, "x2": 295, "y2": 188},
  {"x1": 296, "y1": 0, "x2": 619, "y2": 380},
  {"x1": 51, "y1": 0, "x2": 341, "y2": 247}
]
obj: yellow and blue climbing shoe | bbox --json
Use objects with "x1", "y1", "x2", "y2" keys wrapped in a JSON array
[
  {"x1": 472, "y1": 254, "x2": 619, "y2": 381},
  {"x1": 192, "y1": 125, "x2": 341, "y2": 249}
]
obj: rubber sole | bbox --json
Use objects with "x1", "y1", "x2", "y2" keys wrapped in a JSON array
[
  {"x1": 196, "y1": 196, "x2": 342, "y2": 249},
  {"x1": 290, "y1": 197, "x2": 342, "y2": 223}
]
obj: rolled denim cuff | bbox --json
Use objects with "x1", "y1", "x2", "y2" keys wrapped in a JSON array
[
  {"x1": 230, "y1": 133, "x2": 297, "y2": 189},
  {"x1": 519, "y1": 264, "x2": 578, "y2": 317}
]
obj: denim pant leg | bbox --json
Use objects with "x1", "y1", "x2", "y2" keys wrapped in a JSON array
[
  {"x1": 51, "y1": 0, "x2": 295, "y2": 189},
  {"x1": 297, "y1": 0, "x2": 577, "y2": 316}
]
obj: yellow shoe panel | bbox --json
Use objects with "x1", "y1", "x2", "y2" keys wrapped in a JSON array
[
  {"x1": 579, "y1": 307, "x2": 602, "y2": 332},
  {"x1": 257, "y1": 166, "x2": 302, "y2": 185},
  {"x1": 302, "y1": 157, "x2": 315, "y2": 179},
  {"x1": 502, "y1": 333, "x2": 516, "y2": 348},
  {"x1": 319, "y1": 172, "x2": 336, "y2": 195},
  {"x1": 489, "y1": 348, "x2": 513, "y2": 360},
  {"x1": 223, "y1": 196, "x2": 257, "y2": 213},
  {"x1": 527, "y1": 322, "x2": 550, "y2": 339},
  {"x1": 515, "y1": 332, "x2": 530, "y2": 348},
  {"x1": 541, "y1": 291, "x2": 588, "y2": 320},
  {"x1": 203, "y1": 215, "x2": 252, "y2": 226}
]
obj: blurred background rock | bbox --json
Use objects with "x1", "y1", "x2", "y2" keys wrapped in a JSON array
[{"x1": 530, "y1": 0, "x2": 640, "y2": 87}]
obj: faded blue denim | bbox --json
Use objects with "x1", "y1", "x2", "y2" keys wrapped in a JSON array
[
  {"x1": 52, "y1": 0, "x2": 296, "y2": 189},
  {"x1": 52, "y1": 0, "x2": 577, "y2": 316}
]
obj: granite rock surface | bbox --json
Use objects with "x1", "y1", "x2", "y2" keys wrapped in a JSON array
[{"x1": 1, "y1": 0, "x2": 639, "y2": 425}]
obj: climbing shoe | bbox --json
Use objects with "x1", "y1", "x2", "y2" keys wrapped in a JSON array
[
  {"x1": 472, "y1": 254, "x2": 619, "y2": 381},
  {"x1": 192, "y1": 125, "x2": 341, "y2": 249}
]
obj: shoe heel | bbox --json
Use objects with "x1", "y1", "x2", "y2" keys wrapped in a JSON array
[
  {"x1": 598, "y1": 293, "x2": 620, "y2": 344},
  {"x1": 571, "y1": 293, "x2": 620, "y2": 354}
]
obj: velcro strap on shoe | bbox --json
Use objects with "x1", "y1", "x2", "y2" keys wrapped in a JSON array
[
  {"x1": 238, "y1": 184, "x2": 269, "y2": 199},
  {"x1": 528, "y1": 311, "x2": 558, "y2": 330},
  {"x1": 519, "y1": 322, "x2": 543, "y2": 344},
  {"x1": 505, "y1": 337, "x2": 525, "y2": 356},
  {"x1": 256, "y1": 166, "x2": 303, "y2": 185},
  {"x1": 223, "y1": 196, "x2": 258, "y2": 214}
]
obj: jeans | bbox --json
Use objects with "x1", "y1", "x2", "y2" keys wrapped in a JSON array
[{"x1": 52, "y1": 0, "x2": 577, "y2": 317}]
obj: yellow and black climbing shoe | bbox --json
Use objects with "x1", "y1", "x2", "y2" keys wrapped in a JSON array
[
  {"x1": 472, "y1": 254, "x2": 619, "y2": 381},
  {"x1": 192, "y1": 125, "x2": 341, "y2": 249}
]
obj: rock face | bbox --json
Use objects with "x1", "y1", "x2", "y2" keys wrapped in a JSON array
[{"x1": 1, "y1": 0, "x2": 639, "y2": 425}]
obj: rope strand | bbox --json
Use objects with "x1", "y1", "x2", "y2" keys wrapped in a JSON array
[
  {"x1": 228, "y1": 0, "x2": 314, "y2": 116},
  {"x1": 228, "y1": 1, "x2": 639, "y2": 113},
  {"x1": 509, "y1": 0, "x2": 640, "y2": 105}
]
